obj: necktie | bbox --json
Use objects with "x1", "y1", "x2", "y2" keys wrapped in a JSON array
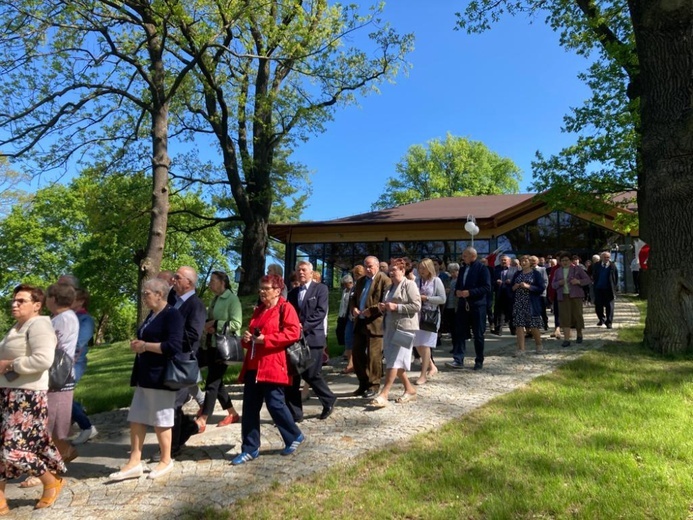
[
  {"x1": 462, "y1": 265, "x2": 469, "y2": 286},
  {"x1": 174, "y1": 297, "x2": 183, "y2": 309},
  {"x1": 359, "y1": 277, "x2": 372, "y2": 313},
  {"x1": 298, "y1": 285, "x2": 307, "y2": 307}
]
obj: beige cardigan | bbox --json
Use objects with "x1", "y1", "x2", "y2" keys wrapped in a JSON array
[{"x1": 0, "y1": 316, "x2": 57, "y2": 390}]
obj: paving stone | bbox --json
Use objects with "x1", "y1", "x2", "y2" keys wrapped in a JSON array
[{"x1": 1, "y1": 298, "x2": 639, "y2": 519}]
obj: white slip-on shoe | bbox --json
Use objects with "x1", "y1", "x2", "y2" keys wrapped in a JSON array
[
  {"x1": 148, "y1": 460, "x2": 175, "y2": 480},
  {"x1": 109, "y1": 463, "x2": 143, "y2": 481}
]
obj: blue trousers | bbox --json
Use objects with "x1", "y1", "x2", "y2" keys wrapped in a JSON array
[
  {"x1": 241, "y1": 371, "x2": 302, "y2": 453},
  {"x1": 453, "y1": 304, "x2": 487, "y2": 366}
]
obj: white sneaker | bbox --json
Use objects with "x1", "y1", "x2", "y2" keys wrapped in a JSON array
[{"x1": 72, "y1": 426, "x2": 98, "y2": 445}]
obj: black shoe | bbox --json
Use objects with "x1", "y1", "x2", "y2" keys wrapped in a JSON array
[
  {"x1": 352, "y1": 387, "x2": 368, "y2": 397},
  {"x1": 363, "y1": 388, "x2": 378, "y2": 399},
  {"x1": 150, "y1": 450, "x2": 161, "y2": 463},
  {"x1": 561, "y1": 340, "x2": 571, "y2": 348},
  {"x1": 597, "y1": 320, "x2": 604, "y2": 326},
  {"x1": 606, "y1": 323, "x2": 612, "y2": 329},
  {"x1": 473, "y1": 363, "x2": 483, "y2": 371},
  {"x1": 576, "y1": 336, "x2": 583, "y2": 344},
  {"x1": 319, "y1": 405, "x2": 334, "y2": 420}
]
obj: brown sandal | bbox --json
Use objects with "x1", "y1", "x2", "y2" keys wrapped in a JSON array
[{"x1": 35, "y1": 476, "x2": 64, "y2": 510}]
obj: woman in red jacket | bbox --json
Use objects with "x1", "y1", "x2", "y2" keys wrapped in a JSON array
[{"x1": 232, "y1": 274, "x2": 305, "y2": 465}]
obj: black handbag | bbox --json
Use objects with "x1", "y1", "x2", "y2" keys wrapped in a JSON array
[
  {"x1": 419, "y1": 307, "x2": 440, "y2": 333},
  {"x1": 48, "y1": 348, "x2": 74, "y2": 391},
  {"x1": 280, "y1": 304, "x2": 312, "y2": 374},
  {"x1": 163, "y1": 354, "x2": 200, "y2": 390},
  {"x1": 286, "y1": 333, "x2": 312, "y2": 374},
  {"x1": 215, "y1": 322, "x2": 244, "y2": 364}
]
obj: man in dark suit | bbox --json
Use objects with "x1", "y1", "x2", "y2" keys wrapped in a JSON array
[
  {"x1": 591, "y1": 251, "x2": 618, "y2": 328},
  {"x1": 162, "y1": 266, "x2": 207, "y2": 459},
  {"x1": 447, "y1": 247, "x2": 491, "y2": 371},
  {"x1": 349, "y1": 256, "x2": 392, "y2": 398},
  {"x1": 285, "y1": 261, "x2": 336, "y2": 421}
]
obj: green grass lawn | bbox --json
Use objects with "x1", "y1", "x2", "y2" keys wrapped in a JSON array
[
  {"x1": 188, "y1": 298, "x2": 693, "y2": 519},
  {"x1": 77, "y1": 290, "x2": 344, "y2": 413}
]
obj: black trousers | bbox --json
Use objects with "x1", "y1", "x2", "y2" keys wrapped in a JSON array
[
  {"x1": 285, "y1": 347, "x2": 336, "y2": 421},
  {"x1": 171, "y1": 388, "x2": 200, "y2": 452},
  {"x1": 594, "y1": 289, "x2": 615, "y2": 325},
  {"x1": 201, "y1": 361, "x2": 233, "y2": 417}
]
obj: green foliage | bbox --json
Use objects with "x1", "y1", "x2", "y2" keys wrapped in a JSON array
[
  {"x1": 0, "y1": 167, "x2": 230, "y2": 341},
  {"x1": 372, "y1": 133, "x2": 521, "y2": 210},
  {"x1": 227, "y1": 342, "x2": 693, "y2": 519},
  {"x1": 457, "y1": 1, "x2": 640, "y2": 231},
  {"x1": 0, "y1": 157, "x2": 28, "y2": 216}
]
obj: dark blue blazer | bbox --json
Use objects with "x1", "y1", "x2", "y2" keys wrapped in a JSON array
[
  {"x1": 130, "y1": 305, "x2": 184, "y2": 390},
  {"x1": 591, "y1": 262, "x2": 618, "y2": 297},
  {"x1": 287, "y1": 281, "x2": 329, "y2": 348},
  {"x1": 455, "y1": 260, "x2": 492, "y2": 307},
  {"x1": 176, "y1": 293, "x2": 207, "y2": 356}
]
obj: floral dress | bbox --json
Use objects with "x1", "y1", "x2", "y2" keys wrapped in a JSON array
[{"x1": 512, "y1": 271, "x2": 544, "y2": 329}]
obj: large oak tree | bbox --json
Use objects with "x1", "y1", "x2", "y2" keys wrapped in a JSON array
[
  {"x1": 458, "y1": 1, "x2": 693, "y2": 353},
  {"x1": 372, "y1": 133, "x2": 521, "y2": 210}
]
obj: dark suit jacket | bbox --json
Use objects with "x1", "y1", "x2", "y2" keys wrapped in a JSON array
[
  {"x1": 591, "y1": 261, "x2": 618, "y2": 298},
  {"x1": 455, "y1": 260, "x2": 492, "y2": 307},
  {"x1": 349, "y1": 271, "x2": 392, "y2": 335},
  {"x1": 175, "y1": 293, "x2": 207, "y2": 356},
  {"x1": 131, "y1": 305, "x2": 184, "y2": 389},
  {"x1": 287, "y1": 281, "x2": 329, "y2": 348}
]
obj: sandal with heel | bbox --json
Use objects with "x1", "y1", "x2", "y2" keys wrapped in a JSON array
[{"x1": 35, "y1": 476, "x2": 64, "y2": 510}]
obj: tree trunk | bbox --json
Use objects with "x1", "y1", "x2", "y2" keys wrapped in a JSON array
[
  {"x1": 137, "y1": 17, "x2": 171, "y2": 322},
  {"x1": 630, "y1": 1, "x2": 693, "y2": 353},
  {"x1": 238, "y1": 214, "x2": 269, "y2": 296}
]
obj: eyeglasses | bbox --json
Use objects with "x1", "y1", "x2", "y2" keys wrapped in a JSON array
[
  {"x1": 258, "y1": 286, "x2": 277, "y2": 292},
  {"x1": 10, "y1": 298, "x2": 33, "y2": 306},
  {"x1": 173, "y1": 273, "x2": 194, "y2": 284}
]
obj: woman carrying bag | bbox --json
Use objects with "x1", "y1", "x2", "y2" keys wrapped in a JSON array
[{"x1": 196, "y1": 271, "x2": 242, "y2": 431}]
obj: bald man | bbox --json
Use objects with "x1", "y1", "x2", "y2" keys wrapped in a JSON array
[{"x1": 447, "y1": 247, "x2": 491, "y2": 371}]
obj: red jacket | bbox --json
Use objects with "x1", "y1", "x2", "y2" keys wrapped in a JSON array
[{"x1": 239, "y1": 298, "x2": 301, "y2": 386}]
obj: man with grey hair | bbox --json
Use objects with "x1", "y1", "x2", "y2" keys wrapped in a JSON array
[
  {"x1": 349, "y1": 256, "x2": 392, "y2": 397},
  {"x1": 591, "y1": 251, "x2": 618, "y2": 328},
  {"x1": 447, "y1": 247, "x2": 491, "y2": 371},
  {"x1": 286, "y1": 261, "x2": 336, "y2": 420},
  {"x1": 158, "y1": 266, "x2": 207, "y2": 459}
]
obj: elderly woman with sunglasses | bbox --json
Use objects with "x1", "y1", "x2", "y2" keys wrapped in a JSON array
[
  {"x1": 0, "y1": 285, "x2": 66, "y2": 513},
  {"x1": 195, "y1": 271, "x2": 242, "y2": 431},
  {"x1": 231, "y1": 274, "x2": 304, "y2": 465}
]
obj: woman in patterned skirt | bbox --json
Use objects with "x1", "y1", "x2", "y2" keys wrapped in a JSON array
[
  {"x1": 511, "y1": 256, "x2": 546, "y2": 356},
  {"x1": 0, "y1": 284, "x2": 66, "y2": 513}
]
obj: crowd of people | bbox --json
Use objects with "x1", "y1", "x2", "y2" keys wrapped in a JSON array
[{"x1": 0, "y1": 249, "x2": 620, "y2": 509}]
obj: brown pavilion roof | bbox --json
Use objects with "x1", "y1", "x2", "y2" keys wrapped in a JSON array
[{"x1": 268, "y1": 194, "x2": 541, "y2": 243}]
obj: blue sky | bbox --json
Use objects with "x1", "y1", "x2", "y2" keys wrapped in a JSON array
[{"x1": 292, "y1": 1, "x2": 592, "y2": 222}]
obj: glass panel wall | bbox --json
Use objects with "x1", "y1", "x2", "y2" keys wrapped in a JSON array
[
  {"x1": 288, "y1": 211, "x2": 622, "y2": 287},
  {"x1": 498, "y1": 211, "x2": 617, "y2": 260}
]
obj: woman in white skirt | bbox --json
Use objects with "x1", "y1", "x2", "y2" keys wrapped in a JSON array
[
  {"x1": 371, "y1": 258, "x2": 421, "y2": 407},
  {"x1": 413, "y1": 258, "x2": 446, "y2": 386},
  {"x1": 109, "y1": 278, "x2": 184, "y2": 481}
]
